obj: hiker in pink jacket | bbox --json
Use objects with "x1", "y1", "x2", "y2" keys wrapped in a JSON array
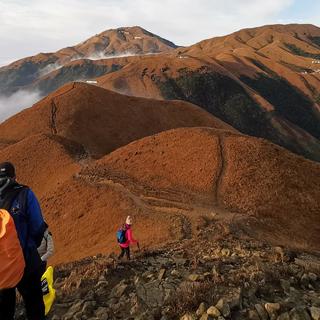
[{"x1": 118, "y1": 216, "x2": 139, "y2": 260}]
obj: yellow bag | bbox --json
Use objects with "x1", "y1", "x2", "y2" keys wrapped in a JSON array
[{"x1": 41, "y1": 266, "x2": 56, "y2": 315}]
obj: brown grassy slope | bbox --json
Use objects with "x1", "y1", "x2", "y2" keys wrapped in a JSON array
[
  {"x1": 0, "y1": 134, "x2": 80, "y2": 197},
  {"x1": 87, "y1": 127, "x2": 320, "y2": 251},
  {"x1": 0, "y1": 82, "x2": 236, "y2": 158},
  {"x1": 220, "y1": 134, "x2": 320, "y2": 250},
  {"x1": 0, "y1": 127, "x2": 318, "y2": 264},
  {"x1": 0, "y1": 133, "x2": 170, "y2": 264}
]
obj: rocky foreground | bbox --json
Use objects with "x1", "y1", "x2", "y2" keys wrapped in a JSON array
[{"x1": 17, "y1": 221, "x2": 320, "y2": 320}]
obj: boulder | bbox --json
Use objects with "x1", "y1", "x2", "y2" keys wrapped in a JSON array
[
  {"x1": 265, "y1": 302, "x2": 281, "y2": 320},
  {"x1": 207, "y1": 306, "x2": 221, "y2": 317},
  {"x1": 196, "y1": 302, "x2": 207, "y2": 316},
  {"x1": 111, "y1": 283, "x2": 128, "y2": 298},
  {"x1": 277, "y1": 312, "x2": 290, "y2": 320},
  {"x1": 188, "y1": 274, "x2": 200, "y2": 282},
  {"x1": 248, "y1": 310, "x2": 260, "y2": 320},
  {"x1": 310, "y1": 307, "x2": 320, "y2": 320},
  {"x1": 255, "y1": 304, "x2": 269, "y2": 320},
  {"x1": 158, "y1": 269, "x2": 166, "y2": 281},
  {"x1": 95, "y1": 307, "x2": 109, "y2": 320},
  {"x1": 180, "y1": 314, "x2": 197, "y2": 320},
  {"x1": 289, "y1": 307, "x2": 311, "y2": 320},
  {"x1": 215, "y1": 299, "x2": 231, "y2": 318}
]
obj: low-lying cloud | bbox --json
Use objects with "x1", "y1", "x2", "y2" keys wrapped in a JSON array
[
  {"x1": 38, "y1": 51, "x2": 158, "y2": 77},
  {"x1": 38, "y1": 61, "x2": 64, "y2": 77},
  {"x1": 85, "y1": 51, "x2": 158, "y2": 61},
  {"x1": 0, "y1": 90, "x2": 42, "y2": 123}
]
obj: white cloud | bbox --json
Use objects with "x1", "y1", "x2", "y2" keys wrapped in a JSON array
[
  {"x1": 0, "y1": 90, "x2": 42, "y2": 123},
  {"x1": 0, "y1": 0, "x2": 317, "y2": 66}
]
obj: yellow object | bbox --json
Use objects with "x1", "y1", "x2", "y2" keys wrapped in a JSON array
[{"x1": 41, "y1": 266, "x2": 56, "y2": 315}]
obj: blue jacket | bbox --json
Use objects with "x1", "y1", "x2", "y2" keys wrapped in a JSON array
[{"x1": 10, "y1": 188, "x2": 45, "y2": 273}]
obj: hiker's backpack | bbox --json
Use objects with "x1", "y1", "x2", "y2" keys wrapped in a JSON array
[
  {"x1": 116, "y1": 228, "x2": 127, "y2": 244},
  {"x1": 0, "y1": 185, "x2": 28, "y2": 289},
  {"x1": 0, "y1": 209, "x2": 25, "y2": 289}
]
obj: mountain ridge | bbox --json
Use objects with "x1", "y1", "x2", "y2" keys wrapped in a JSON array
[{"x1": 1, "y1": 23, "x2": 320, "y2": 162}]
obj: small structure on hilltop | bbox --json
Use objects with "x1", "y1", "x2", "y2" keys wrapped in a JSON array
[{"x1": 85, "y1": 80, "x2": 98, "y2": 84}]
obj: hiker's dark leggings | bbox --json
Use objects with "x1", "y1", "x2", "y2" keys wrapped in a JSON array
[
  {"x1": 0, "y1": 268, "x2": 45, "y2": 320},
  {"x1": 118, "y1": 246, "x2": 130, "y2": 260}
]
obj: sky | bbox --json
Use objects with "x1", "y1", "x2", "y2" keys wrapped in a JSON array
[{"x1": 0, "y1": 0, "x2": 319, "y2": 66}]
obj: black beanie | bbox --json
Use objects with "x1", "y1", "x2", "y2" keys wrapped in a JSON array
[{"x1": 0, "y1": 162, "x2": 16, "y2": 178}]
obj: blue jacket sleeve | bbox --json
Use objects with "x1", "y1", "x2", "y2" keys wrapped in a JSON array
[{"x1": 27, "y1": 189, "x2": 46, "y2": 247}]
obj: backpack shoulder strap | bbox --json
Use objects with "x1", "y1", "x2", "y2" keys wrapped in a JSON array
[{"x1": 0, "y1": 184, "x2": 28, "y2": 212}]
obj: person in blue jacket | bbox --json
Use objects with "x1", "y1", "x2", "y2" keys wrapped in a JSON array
[{"x1": 0, "y1": 162, "x2": 46, "y2": 320}]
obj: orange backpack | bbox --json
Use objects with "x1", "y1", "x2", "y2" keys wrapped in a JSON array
[{"x1": 0, "y1": 209, "x2": 25, "y2": 289}]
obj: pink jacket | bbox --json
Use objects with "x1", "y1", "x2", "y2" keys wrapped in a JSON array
[{"x1": 120, "y1": 225, "x2": 138, "y2": 248}]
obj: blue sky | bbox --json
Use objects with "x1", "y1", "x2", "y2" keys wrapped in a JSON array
[
  {"x1": 280, "y1": 0, "x2": 320, "y2": 21},
  {"x1": 0, "y1": 0, "x2": 319, "y2": 66}
]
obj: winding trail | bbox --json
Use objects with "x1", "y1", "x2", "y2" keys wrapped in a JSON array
[{"x1": 76, "y1": 169, "x2": 242, "y2": 241}]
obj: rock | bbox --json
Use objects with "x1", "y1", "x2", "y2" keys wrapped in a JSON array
[
  {"x1": 200, "y1": 314, "x2": 213, "y2": 320},
  {"x1": 215, "y1": 299, "x2": 231, "y2": 318},
  {"x1": 158, "y1": 269, "x2": 166, "y2": 281},
  {"x1": 95, "y1": 307, "x2": 109, "y2": 320},
  {"x1": 96, "y1": 279, "x2": 108, "y2": 288},
  {"x1": 135, "y1": 279, "x2": 164, "y2": 307},
  {"x1": 212, "y1": 266, "x2": 219, "y2": 276},
  {"x1": 130, "y1": 299, "x2": 145, "y2": 316},
  {"x1": 248, "y1": 310, "x2": 260, "y2": 320},
  {"x1": 215, "y1": 299, "x2": 224, "y2": 311},
  {"x1": 188, "y1": 274, "x2": 200, "y2": 282},
  {"x1": 207, "y1": 306, "x2": 221, "y2": 317},
  {"x1": 171, "y1": 269, "x2": 180, "y2": 277},
  {"x1": 134, "y1": 276, "x2": 142, "y2": 285},
  {"x1": 221, "y1": 248, "x2": 231, "y2": 257},
  {"x1": 111, "y1": 283, "x2": 128, "y2": 298},
  {"x1": 245, "y1": 287, "x2": 258, "y2": 299},
  {"x1": 309, "y1": 273, "x2": 318, "y2": 282},
  {"x1": 310, "y1": 307, "x2": 320, "y2": 320},
  {"x1": 274, "y1": 246, "x2": 285, "y2": 262},
  {"x1": 265, "y1": 302, "x2": 281, "y2": 319},
  {"x1": 180, "y1": 314, "x2": 196, "y2": 320},
  {"x1": 301, "y1": 274, "x2": 310, "y2": 287},
  {"x1": 280, "y1": 279, "x2": 290, "y2": 294},
  {"x1": 173, "y1": 258, "x2": 187, "y2": 266},
  {"x1": 229, "y1": 288, "x2": 243, "y2": 310},
  {"x1": 196, "y1": 302, "x2": 207, "y2": 316},
  {"x1": 289, "y1": 307, "x2": 311, "y2": 320},
  {"x1": 164, "y1": 288, "x2": 174, "y2": 304},
  {"x1": 255, "y1": 304, "x2": 269, "y2": 320},
  {"x1": 277, "y1": 312, "x2": 290, "y2": 320}
]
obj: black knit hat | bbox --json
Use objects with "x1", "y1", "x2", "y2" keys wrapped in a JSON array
[{"x1": 0, "y1": 162, "x2": 16, "y2": 178}]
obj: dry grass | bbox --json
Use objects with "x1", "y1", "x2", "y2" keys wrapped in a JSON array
[{"x1": 166, "y1": 281, "x2": 215, "y2": 319}]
